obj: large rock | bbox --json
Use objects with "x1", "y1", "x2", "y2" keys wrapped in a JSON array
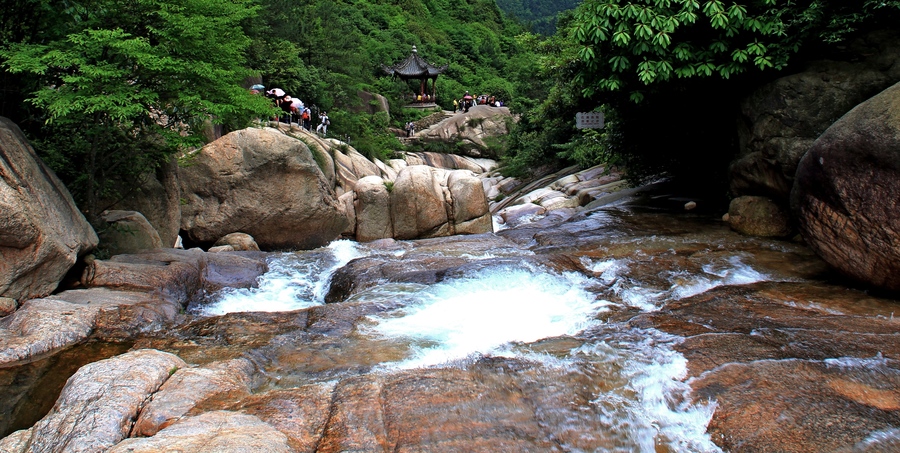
[
  {"x1": 726, "y1": 195, "x2": 792, "y2": 237},
  {"x1": 133, "y1": 358, "x2": 255, "y2": 437},
  {"x1": 0, "y1": 117, "x2": 98, "y2": 302},
  {"x1": 446, "y1": 170, "x2": 492, "y2": 234},
  {"x1": 18, "y1": 349, "x2": 185, "y2": 453},
  {"x1": 416, "y1": 105, "x2": 513, "y2": 157},
  {"x1": 390, "y1": 166, "x2": 450, "y2": 240},
  {"x1": 404, "y1": 152, "x2": 496, "y2": 174},
  {"x1": 213, "y1": 232, "x2": 260, "y2": 252},
  {"x1": 179, "y1": 127, "x2": 348, "y2": 250},
  {"x1": 109, "y1": 411, "x2": 293, "y2": 453},
  {"x1": 332, "y1": 146, "x2": 380, "y2": 193},
  {"x1": 105, "y1": 157, "x2": 182, "y2": 248},
  {"x1": 732, "y1": 30, "x2": 900, "y2": 202},
  {"x1": 98, "y1": 210, "x2": 164, "y2": 256},
  {"x1": 354, "y1": 176, "x2": 393, "y2": 242},
  {"x1": 82, "y1": 249, "x2": 267, "y2": 301},
  {"x1": 791, "y1": 81, "x2": 900, "y2": 292}
]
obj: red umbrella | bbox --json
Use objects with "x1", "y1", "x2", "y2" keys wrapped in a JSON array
[{"x1": 463, "y1": 94, "x2": 473, "y2": 100}]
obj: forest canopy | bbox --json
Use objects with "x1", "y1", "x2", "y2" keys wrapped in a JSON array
[{"x1": 0, "y1": 0, "x2": 537, "y2": 221}]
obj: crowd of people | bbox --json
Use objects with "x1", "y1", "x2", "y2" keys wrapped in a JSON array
[
  {"x1": 454, "y1": 91, "x2": 504, "y2": 113},
  {"x1": 250, "y1": 85, "x2": 329, "y2": 135}
]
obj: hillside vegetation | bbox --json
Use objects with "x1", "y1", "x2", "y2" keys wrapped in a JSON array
[{"x1": 0, "y1": 0, "x2": 539, "y2": 221}]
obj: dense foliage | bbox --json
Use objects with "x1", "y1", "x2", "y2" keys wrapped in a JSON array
[
  {"x1": 502, "y1": 0, "x2": 900, "y2": 185},
  {"x1": 0, "y1": 0, "x2": 273, "y2": 221},
  {"x1": 0, "y1": 0, "x2": 537, "y2": 220}
]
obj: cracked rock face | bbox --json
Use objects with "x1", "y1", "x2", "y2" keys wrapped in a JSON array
[{"x1": 792, "y1": 81, "x2": 900, "y2": 291}]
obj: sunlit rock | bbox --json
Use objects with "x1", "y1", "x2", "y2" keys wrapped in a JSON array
[
  {"x1": 353, "y1": 176, "x2": 393, "y2": 242},
  {"x1": 332, "y1": 146, "x2": 380, "y2": 192},
  {"x1": 231, "y1": 384, "x2": 335, "y2": 452},
  {"x1": 792, "y1": 81, "x2": 900, "y2": 291},
  {"x1": 213, "y1": 232, "x2": 260, "y2": 252},
  {"x1": 0, "y1": 117, "x2": 98, "y2": 302},
  {"x1": 179, "y1": 127, "x2": 347, "y2": 250},
  {"x1": 415, "y1": 105, "x2": 513, "y2": 155},
  {"x1": 21, "y1": 349, "x2": 185, "y2": 453},
  {"x1": 447, "y1": 170, "x2": 491, "y2": 234},
  {"x1": 133, "y1": 358, "x2": 255, "y2": 437},
  {"x1": 110, "y1": 411, "x2": 292, "y2": 453},
  {"x1": 390, "y1": 165, "x2": 450, "y2": 239}
]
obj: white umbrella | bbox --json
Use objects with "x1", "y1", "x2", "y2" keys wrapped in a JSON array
[
  {"x1": 267, "y1": 88, "x2": 285, "y2": 97},
  {"x1": 291, "y1": 99, "x2": 304, "y2": 109}
]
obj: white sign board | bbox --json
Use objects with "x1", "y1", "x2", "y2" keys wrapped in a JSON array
[{"x1": 576, "y1": 111, "x2": 604, "y2": 129}]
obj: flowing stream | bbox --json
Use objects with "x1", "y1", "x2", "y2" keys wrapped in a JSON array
[
  {"x1": 6, "y1": 202, "x2": 897, "y2": 451},
  {"x1": 186, "y1": 225, "x2": 782, "y2": 451}
]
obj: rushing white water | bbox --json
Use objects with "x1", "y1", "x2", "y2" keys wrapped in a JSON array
[
  {"x1": 363, "y1": 264, "x2": 610, "y2": 369},
  {"x1": 196, "y1": 241, "x2": 774, "y2": 452},
  {"x1": 197, "y1": 240, "x2": 363, "y2": 316}
]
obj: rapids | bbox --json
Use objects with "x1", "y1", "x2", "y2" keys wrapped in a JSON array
[{"x1": 5, "y1": 186, "x2": 900, "y2": 452}]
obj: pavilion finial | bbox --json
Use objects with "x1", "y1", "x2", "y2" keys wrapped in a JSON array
[{"x1": 412, "y1": 45, "x2": 418, "y2": 53}]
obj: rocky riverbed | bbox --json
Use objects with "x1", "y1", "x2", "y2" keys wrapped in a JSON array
[{"x1": 2, "y1": 181, "x2": 898, "y2": 452}]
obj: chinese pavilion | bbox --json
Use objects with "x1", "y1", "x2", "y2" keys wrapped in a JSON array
[{"x1": 381, "y1": 46, "x2": 448, "y2": 105}]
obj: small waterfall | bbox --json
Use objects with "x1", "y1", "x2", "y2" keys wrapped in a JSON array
[{"x1": 194, "y1": 244, "x2": 768, "y2": 452}]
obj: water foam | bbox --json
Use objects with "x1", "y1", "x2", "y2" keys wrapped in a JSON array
[
  {"x1": 365, "y1": 265, "x2": 610, "y2": 369},
  {"x1": 576, "y1": 332, "x2": 722, "y2": 453},
  {"x1": 197, "y1": 240, "x2": 363, "y2": 316},
  {"x1": 673, "y1": 255, "x2": 768, "y2": 299}
]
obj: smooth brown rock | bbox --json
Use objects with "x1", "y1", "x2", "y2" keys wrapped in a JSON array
[
  {"x1": 133, "y1": 358, "x2": 255, "y2": 437},
  {"x1": 0, "y1": 299, "x2": 100, "y2": 365},
  {"x1": 0, "y1": 117, "x2": 98, "y2": 301},
  {"x1": 98, "y1": 210, "x2": 164, "y2": 256},
  {"x1": 727, "y1": 195, "x2": 792, "y2": 237},
  {"x1": 792, "y1": 81, "x2": 900, "y2": 291},
  {"x1": 631, "y1": 280, "x2": 900, "y2": 451},
  {"x1": 354, "y1": 176, "x2": 393, "y2": 242},
  {"x1": 179, "y1": 127, "x2": 348, "y2": 250},
  {"x1": 81, "y1": 249, "x2": 267, "y2": 302},
  {"x1": 110, "y1": 411, "x2": 292, "y2": 453},
  {"x1": 447, "y1": 170, "x2": 491, "y2": 232},
  {"x1": 23, "y1": 349, "x2": 185, "y2": 453},
  {"x1": 232, "y1": 384, "x2": 334, "y2": 452},
  {"x1": 390, "y1": 166, "x2": 449, "y2": 240},
  {"x1": 213, "y1": 232, "x2": 260, "y2": 252}
]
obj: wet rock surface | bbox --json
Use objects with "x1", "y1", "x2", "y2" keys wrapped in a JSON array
[{"x1": 3, "y1": 185, "x2": 900, "y2": 452}]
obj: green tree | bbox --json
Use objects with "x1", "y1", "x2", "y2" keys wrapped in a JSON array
[
  {"x1": 505, "y1": 0, "x2": 900, "y2": 184},
  {"x1": 1, "y1": 0, "x2": 273, "y2": 222}
]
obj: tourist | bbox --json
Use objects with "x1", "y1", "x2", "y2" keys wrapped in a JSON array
[
  {"x1": 453, "y1": 98, "x2": 458, "y2": 112},
  {"x1": 317, "y1": 111, "x2": 329, "y2": 135},
  {"x1": 301, "y1": 107, "x2": 311, "y2": 130},
  {"x1": 406, "y1": 121, "x2": 416, "y2": 137},
  {"x1": 279, "y1": 95, "x2": 294, "y2": 124}
]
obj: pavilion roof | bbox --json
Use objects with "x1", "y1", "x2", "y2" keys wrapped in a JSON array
[{"x1": 381, "y1": 46, "x2": 448, "y2": 79}]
